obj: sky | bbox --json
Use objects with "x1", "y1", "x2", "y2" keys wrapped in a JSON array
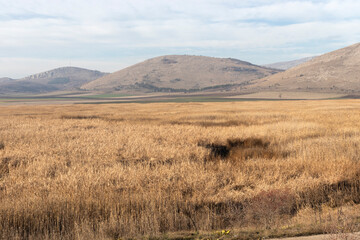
[{"x1": 0, "y1": 0, "x2": 359, "y2": 78}]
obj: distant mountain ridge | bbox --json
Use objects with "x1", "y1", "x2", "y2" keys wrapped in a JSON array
[
  {"x1": 263, "y1": 57, "x2": 314, "y2": 70},
  {"x1": 82, "y1": 55, "x2": 282, "y2": 92},
  {"x1": 0, "y1": 67, "x2": 108, "y2": 94}
]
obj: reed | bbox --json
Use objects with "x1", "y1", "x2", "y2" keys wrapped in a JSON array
[{"x1": 0, "y1": 100, "x2": 359, "y2": 239}]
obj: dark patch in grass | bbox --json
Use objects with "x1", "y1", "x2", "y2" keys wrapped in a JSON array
[
  {"x1": 102, "y1": 117, "x2": 125, "y2": 123},
  {"x1": 227, "y1": 138, "x2": 269, "y2": 148},
  {"x1": 0, "y1": 157, "x2": 11, "y2": 178},
  {"x1": 0, "y1": 157, "x2": 25, "y2": 176},
  {"x1": 135, "y1": 117, "x2": 160, "y2": 122},
  {"x1": 84, "y1": 125, "x2": 97, "y2": 129},
  {"x1": 232, "y1": 184, "x2": 246, "y2": 191},
  {"x1": 170, "y1": 120, "x2": 248, "y2": 127},
  {"x1": 116, "y1": 152, "x2": 173, "y2": 169},
  {"x1": 60, "y1": 115, "x2": 124, "y2": 123},
  {"x1": 61, "y1": 115, "x2": 101, "y2": 120},
  {"x1": 203, "y1": 143, "x2": 230, "y2": 158},
  {"x1": 0, "y1": 142, "x2": 4, "y2": 150},
  {"x1": 298, "y1": 179, "x2": 360, "y2": 209},
  {"x1": 199, "y1": 137, "x2": 276, "y2": 162}
]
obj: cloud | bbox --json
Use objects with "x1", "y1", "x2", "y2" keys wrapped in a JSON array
[{"x1": 0, "y1": 0, "x2": 359, "y2": 77}]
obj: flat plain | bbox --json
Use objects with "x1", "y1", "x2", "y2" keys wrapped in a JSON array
[{"x1": 0, "y1": 100, "x2": 360, "y2": 239}]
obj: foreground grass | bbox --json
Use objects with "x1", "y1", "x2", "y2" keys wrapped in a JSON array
[{"x1": 0, "y1": 100, "x2": 360, "y2": 239}]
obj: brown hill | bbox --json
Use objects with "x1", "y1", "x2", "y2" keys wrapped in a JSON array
[
  {"x1": 82, "y1": 55, "x2": 281, "y2": 92},
  {"x1": 253, "y1": 43, "x2": 360, "y2": 93}
]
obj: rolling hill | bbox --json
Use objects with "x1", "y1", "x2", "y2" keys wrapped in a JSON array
[
  {"x1": 3, "y1": 43, "x2": 359, "y2": 98},
  {"x1": 252, "y1": 43, "x2": 360, "y2": 94},
  {"x1": 82, "y1": 55, "x2": 282, "y2": 92},
  {"x1": 0, "y1": 67, "x2": 108, "y2": 94}
]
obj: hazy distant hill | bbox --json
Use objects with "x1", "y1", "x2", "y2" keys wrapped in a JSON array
[
  {"x1": 263, "y1": 57, "x2": 314, "y2": 70},
  {"x1": 82, "y1": 55, "x2": 282, "y2": 92},
  {"x1": 0, "y1": 67, "x2": 107, "y2": 94},
  {"x1": 0, "y1": 77, "x2": 14, "y2": 84},
  {"x1": 253, "y1": 43, "x2": 360, "y2": 93}
]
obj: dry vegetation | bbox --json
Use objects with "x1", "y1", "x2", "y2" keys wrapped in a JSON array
[{"x1": 0, "y1": 100, "x2": 360, "y2": 239}]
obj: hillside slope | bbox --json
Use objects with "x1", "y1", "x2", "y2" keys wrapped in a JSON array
[
  {"x1": 253, "y1": 43, "x2": 360, "y2": 93},
  {"x1": 82, "y1": 55, "x2": 282, "y2": 92}
]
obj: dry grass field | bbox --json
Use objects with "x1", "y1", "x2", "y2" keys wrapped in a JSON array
[{"x1": 0, "y1": 100, "x2": 360, "y2": 239}]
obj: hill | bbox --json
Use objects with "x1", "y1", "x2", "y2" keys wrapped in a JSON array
[
  {"x1": 252, "y1": 43, "x2": 360, "y2": 94},
  {"x1": 263, "y1": 56, "x2": 314, "y2": 70},
  {"x1": 20, "y1": 67, "x2": 108, "y2": 90},
  {"x1": 0, "y1": 67, "x2": 107, "y2": 94},
  {"x1": 0, "y1": 77, "x2": 14, "y2": 84},
  {"x1": 82, "y1": 55, "x2": 282, "y2": 92}
]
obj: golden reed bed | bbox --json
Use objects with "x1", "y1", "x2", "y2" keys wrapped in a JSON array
[{"x1": 0, "y1": 100, "x2": 359, "y2": 239}]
